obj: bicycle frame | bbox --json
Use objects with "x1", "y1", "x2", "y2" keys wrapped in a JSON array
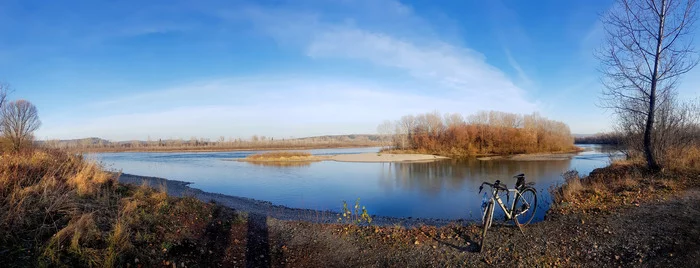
[{"x1": 486, "y1": 187, "x2": 530, "y2": 221}]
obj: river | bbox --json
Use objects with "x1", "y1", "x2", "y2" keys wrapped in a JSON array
[{"x1": 89, "y1": 144, "x2": 618, "y2": 222}]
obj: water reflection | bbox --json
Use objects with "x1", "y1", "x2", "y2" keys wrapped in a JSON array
[{"x1": 380, "y1": 159, "x2": 573, "y2": 194}]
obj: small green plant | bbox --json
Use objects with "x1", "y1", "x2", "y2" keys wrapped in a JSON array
[{"x1": 338, "y1": 198, "x2": 372, "y2": 225}]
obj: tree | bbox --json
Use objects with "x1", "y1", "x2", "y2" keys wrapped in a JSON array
[
  {"x1": 599, "y1": 0, "x2": 698, "y2": 170},
  {"x1": 376, "y1": 120, "x2": 394, "y2": 148},
  {"x1": 0, "y1": 83, "x2": 7, "y2": 110},
  {"x1": 1, "y1": 99, "x2": 41, "y2": 151},
  {"x1": 0, "y1": 83, "x2": 8, "y2": 135}
]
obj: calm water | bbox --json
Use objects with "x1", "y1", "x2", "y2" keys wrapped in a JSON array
[{"x1": 89, "y1": 144, "x2": 618, "y2": 222}]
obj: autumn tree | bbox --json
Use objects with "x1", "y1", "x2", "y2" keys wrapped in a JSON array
[
  {"x1": 1, "y1": 99, "x2": 41, "y2": 151},
  {"x1": 599, "y1": 0, "x2": 698, "y2": 170},
  {"x1": 380, "y1": 111, "x2": 574, "y2": 157}
]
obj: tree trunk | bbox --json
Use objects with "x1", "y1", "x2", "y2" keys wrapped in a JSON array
[{"x1": 645, "y1": 0, "x2": 666, "y2": 171}]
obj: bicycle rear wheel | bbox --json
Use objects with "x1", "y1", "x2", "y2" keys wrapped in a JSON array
[
  {"x1": 514, "y1": 187, "x2": 537, "y2": 225},
  {"x1": 480, "y1": 200, "x2": 494, "y2": 252}
]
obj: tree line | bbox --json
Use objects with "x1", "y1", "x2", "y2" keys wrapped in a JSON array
[
  {"x1": 46, "y1": 134, "x2": 382, "y2": 152},
  {"x1": 574, "y1": 133, "x2": 625, "y2": 145},
  {"x1": 377, "y1": 111, "x2": 575, "y2": 157}
]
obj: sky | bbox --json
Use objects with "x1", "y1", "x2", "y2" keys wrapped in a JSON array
[{"x1": 1, "y1": 0, "x2": 698, "y2": 141}]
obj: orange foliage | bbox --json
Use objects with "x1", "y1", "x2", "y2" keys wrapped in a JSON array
[{"x1": 388, "y1": 111, "x2": 575, "y2": 157}]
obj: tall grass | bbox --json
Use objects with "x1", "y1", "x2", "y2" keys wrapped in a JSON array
[
  {"x1": 0, "y1": 149, "x2": 222, "y2": 267},
  {"x1": 550, "y1": 160, "x2": 683, "y2": 214},
  {"x1": 662, "y1": 146, "x2": 700, "y2": 172}
]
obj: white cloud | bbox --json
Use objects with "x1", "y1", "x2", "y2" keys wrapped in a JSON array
[
  {"x1": 504, "y1": 48, "x2": 534, "y2": 88},
  {"x1": 37, "y1": 0, "x2": 543, "y2": 140}
]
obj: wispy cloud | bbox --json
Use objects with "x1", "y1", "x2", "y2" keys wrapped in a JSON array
[
  {"x1": 36, "y1": 0, "x2": 541, "y2": 140},
  {"x1": 242, "y1": 0, "x2": 536, "y2": 107},
  {"x1": 504, "y1": 48, "x2": 534, "y2": 88}
]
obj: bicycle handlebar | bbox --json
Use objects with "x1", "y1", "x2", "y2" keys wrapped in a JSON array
[
  {"x1": 479, "y1": 181, "x2": 508, "y2": 193},
  {"x1": 479, "y1": 181, "x2": 510, "y2": 203}
]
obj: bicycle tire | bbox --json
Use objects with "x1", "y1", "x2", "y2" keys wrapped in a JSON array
[
  {"x1": 514, "y1": 187, "x2": 538, "y2": 225},
  {"x1": 480, "y1": 200, "x2": 494, "y2": 253}
]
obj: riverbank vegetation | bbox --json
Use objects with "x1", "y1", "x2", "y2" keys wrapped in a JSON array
[
  {"x1": 378, "y1": 110, "x2": 575, "y2": 157},
  {"x1": 550, "y1": 161, "x2": 692, "y2": 215},
  {"x1": 0, "y1": 149, "x2": 248, "y2": 267}
]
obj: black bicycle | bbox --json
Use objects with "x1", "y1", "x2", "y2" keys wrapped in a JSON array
[{"x1": 478, "y1": 174, "x2": 538, "y2": 252}]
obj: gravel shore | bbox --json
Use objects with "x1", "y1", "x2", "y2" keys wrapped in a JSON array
[{"x1": 117, "y1": 173, "x2": 456, "y2": 227}]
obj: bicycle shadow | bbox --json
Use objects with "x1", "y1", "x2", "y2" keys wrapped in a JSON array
[
  {"x1": 246, "y1": 213, "x2": 271, "y2": 268},
  {"x1": 426, "y1": 229, "x2": 481, "y2": 253}
]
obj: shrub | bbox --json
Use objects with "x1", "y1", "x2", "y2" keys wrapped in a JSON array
[{"x1": 246, "y1": 151, "x2": 312, "y2": 160}]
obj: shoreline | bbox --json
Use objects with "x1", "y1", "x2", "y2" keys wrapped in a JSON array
[
  {"x1": 117, "y1": 173, "x2": 458, "y2": 227},
  {"x1": 233, "y1": 152, "x2": 450, "y2": 163}
]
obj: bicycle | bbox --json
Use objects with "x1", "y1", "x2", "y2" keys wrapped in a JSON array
[{"x1": 478, "y1": 173, "x2": 538, "y2": 252}]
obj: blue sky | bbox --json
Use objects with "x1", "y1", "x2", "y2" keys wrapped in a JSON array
[{"x1": 1, "y1": 0, "x2": 698, "y2": 141}]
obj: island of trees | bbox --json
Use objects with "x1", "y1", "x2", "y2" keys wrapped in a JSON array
[{"x1": 377, "y1": 111, "x2": 576, "y2": 157}]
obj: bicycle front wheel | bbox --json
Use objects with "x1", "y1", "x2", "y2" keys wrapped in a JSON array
[
  {"x1": 480, "y1": 200, "x2": 494, "y2": 252},
  {"x1": 514, "y1": 187, "x2": 538, "y2": 225}
]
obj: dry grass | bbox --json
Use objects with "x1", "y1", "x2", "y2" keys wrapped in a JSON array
[
  {"x1": 245, "y1": 151, "x2": 314, "y2": 161},
  {"x1": 550, "y1": 160, "x2": 687, "y2": 215},
  {"x1": 0, "y1": 149, "x2": 235, "y2": 267},
  {"x1": 247, "y1": 161, "x2": 313, "y2": 167},
  {"x1": 662, "y1": 145, "x2": 700, "y2": 172}
]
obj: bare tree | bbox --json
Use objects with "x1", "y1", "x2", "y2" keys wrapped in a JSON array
[
  {"x1": 376, "y1": 120, "x2": 394, "y2": 149},
  {"x1": 0, "y1": 83, "x2": 8, "y2": 110},
  {"x1": 0, "y1": 83, "x2": 9, "y2": 135},
  {"x1": 444, "y1": 113, "x2": 465, "y2": 127},
  {"x1": 599, "y1": 0, "x2": 698, "y2": 170},
  {"x1": 1, "y1": 99, "x2": 41, "y2": 151}
]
